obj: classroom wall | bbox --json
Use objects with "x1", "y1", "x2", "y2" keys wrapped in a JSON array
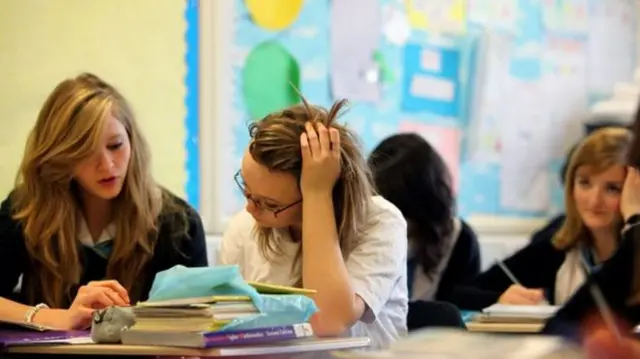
[{"x1": 0, "y1": 0, "x2": 187, "y2": 197}]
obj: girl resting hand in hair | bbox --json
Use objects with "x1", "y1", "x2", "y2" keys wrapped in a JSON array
[
  {"x1": 219, "y1": 99, "x2": 408, "y2": 349},
  {"x1": 0, "y1": 73, "x2": 208, "y2": 330}
]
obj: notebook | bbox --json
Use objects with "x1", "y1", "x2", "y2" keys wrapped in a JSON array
[
  {"x1": 247, "y1": 281, "x2": 316, "y2": 295},
  {"x1": 480, "y1": 304, "x2": 560, "y2": 321}
]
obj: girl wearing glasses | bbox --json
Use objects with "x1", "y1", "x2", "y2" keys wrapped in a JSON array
[{"x1": 219, "y1": 99, "x2": 408, "y2": 349}]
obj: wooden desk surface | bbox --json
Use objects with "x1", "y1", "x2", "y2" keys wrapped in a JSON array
[
  {"x1": 4, "y1": 337, "x2": 370, "y2": 357},
  {"x1": 466, "y1": 321, "x2": 544, "y2": 333}
]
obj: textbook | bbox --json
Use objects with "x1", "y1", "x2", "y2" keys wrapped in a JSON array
[
  {"x1": 132, "y1": 301, "x2": 259, "y2": 332},
  {"x1": 120, "y1": 323, "x2": 314, "y2": 348},
  {"x1": 0, "y1": 330, "x2": 92, "y2": 346}
]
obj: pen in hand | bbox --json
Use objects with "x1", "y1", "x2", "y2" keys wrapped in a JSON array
[{"x1": 497, "y1": 260, "x2": 548, "y2": 305}]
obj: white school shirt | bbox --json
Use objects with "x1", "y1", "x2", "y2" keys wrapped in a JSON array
[{"x1": 219, "y1": 195, "x2": 409, "y2": 350}]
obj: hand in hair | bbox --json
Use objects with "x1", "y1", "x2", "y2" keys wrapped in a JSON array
[
  {"x1": 621, "y1": 167, "x2": 640, "y2": 222},
  {"x1": 300, "y1": 122, "x2": 341, "y2": 194},
  {"x1": 34, "y1": 280, "x2": 130, "y2": 330},
  {"x1": 497, "y1": 284, "x2": 546, "y2": 305}
]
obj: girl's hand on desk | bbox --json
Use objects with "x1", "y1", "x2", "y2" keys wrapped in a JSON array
[
  {"x1": 498, "y1": 285, "x2": 545, "y2": 305},
  {"x1": 32, "y1": 280, "x2": 131, "y2": 330}
]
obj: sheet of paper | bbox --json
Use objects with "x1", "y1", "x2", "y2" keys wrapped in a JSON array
[
  {"x1": 406, "y1": 0, "x2": 467, "y2": 34},
  {"x1": 499, "y1": 79, "x2": 553, "y2": 212},
  {"x1": 329, "y1": 0, "x2": 381, "y2": 102},
  {"x1": 541, "y1": 0, "x2": 589, "y2": 34},
  {"x1": 587, "y1": 0, "x2": 636, "y2": 95},
  {"x1": 541, "y1": 35, "x2": 588, "y2": 158},
  {"x1": 401, "y1": 44, "x2": 461, "y2": 117},
  {"x1": 467, "y1": 31, "x2": 514, "y2": 162},
  {"x1": 382, "y1": 3, "x2": 412, "y2": 46},
  {"x1": 468, "y1": 0, "x2": 519, "y2": 33},
  {"x1": 398, "y1": 122, "x2": 461, "y2": 192}
]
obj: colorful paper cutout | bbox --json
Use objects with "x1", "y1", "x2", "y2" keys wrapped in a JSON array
[
  {"x1": 400, "y1": 43, "x2": 461, "y2": 117},
  {"x1": 405, "y1": 0, "x2": 467, "y2": 34},
  {"x1": 245, "y1": 0, "x2": 304, "y2": 31},
  {"x1": 399, "y1": 122, "x2": 461, "y2": 192},
  {"x1": 241, "y1": 41, "x2": 301, "y2": 120}
]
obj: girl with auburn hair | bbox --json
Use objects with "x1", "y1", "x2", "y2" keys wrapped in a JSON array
[
  {"x1": 0, "y1": 73, "x2": 207, "y2": 330},
  {"x1": 542, "y1": 105, "x2": 640, "y2": 357},
  {"x1": 449, "y1": 127, "x2": 632, "y2": 310},
  {"x1": 219, "y1": 99, "x2": 408, "y2": 349}
]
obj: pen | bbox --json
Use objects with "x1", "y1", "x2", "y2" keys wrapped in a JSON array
[
  {"x1": 588, "y1": 282, "x2": 623, "y2": 343},
  {"x1": 497, "y1": 260, "x2": 521, "y2": 285}
]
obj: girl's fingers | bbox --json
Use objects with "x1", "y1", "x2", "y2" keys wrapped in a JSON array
[
  {"x1": 305, "y1": 122, "x2": 320, "y2": 158},
  {"x1": 300, "y1": 133, "x2": 311, "y2": 159},
  {"x1": 329, "y1": 128, "x2": 340, "y2": 158},
  {"x1": 315, "y1": 123, "x2": 331, "y2": 157},
  {"x1": 88, "y1": 280, "x2": 129, "y2": 304}
]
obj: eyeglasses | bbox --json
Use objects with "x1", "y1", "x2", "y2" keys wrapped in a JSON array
[{"x1": 234, "y1": 170, "x2": 302, "y2": 217}]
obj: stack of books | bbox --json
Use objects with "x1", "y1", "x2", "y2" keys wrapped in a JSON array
[
  {"x1": 120, "y1": 281, "x2": 317, "y2": 348},
  {"x1": 474, "y1": 304, "x2": 560, "y2": 323}
]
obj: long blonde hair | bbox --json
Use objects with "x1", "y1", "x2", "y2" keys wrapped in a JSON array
[
  {"x1": 12, "y1": 73, "x2": 186, "y2": 307},
  {"x1": 247, "y1": 99, "x2": 374, "y2": 273},
  {"x1": 552, "y1": 127, "x2": 632, "y2": 250}
]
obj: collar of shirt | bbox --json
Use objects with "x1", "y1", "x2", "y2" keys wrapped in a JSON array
[{"x1": 77, "y1": 217, "x2": 116, "y2": 259}]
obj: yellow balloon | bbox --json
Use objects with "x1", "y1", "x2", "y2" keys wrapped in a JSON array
[{"x1": 245, "y1": 0, "x2": 304, "y2": 31}]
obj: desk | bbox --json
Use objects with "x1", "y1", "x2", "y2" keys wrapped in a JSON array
[
  {"x1": 466, "y1": 321, "x2": 544, "y2": 333},
  {"x1": 3, "y1": 337, "x2": 370, "y2": 357}
]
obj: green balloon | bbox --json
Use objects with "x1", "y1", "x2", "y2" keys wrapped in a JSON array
[{"x1": 242, "y1": 41, "x2": 301, "y2": 120}]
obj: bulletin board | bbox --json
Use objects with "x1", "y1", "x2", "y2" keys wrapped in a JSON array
[{"x1": 185, "y1": 0, "x2": 638, "y2": 233}]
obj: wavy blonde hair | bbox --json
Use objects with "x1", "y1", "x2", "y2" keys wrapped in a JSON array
[
  {"x1": 552, "y1": 127, "x2": 632, "y2": 250},
  {"x1": 12, "y1": 73, "x2": 186, "y2": 307},
  {"x1": 247, "y1": 99, "x2": 374, "y2": 278}
]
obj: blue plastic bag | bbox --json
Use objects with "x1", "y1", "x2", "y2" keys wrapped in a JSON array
[
  {"x1": 146, "y1": 265, "x2": 318, "y2": 331},
  {"x1": 147, "y1": 265, "x2": 263, "y2": 308},
  {"x1": 219, "y1": 294, "x2": 318, "y2": 332}
]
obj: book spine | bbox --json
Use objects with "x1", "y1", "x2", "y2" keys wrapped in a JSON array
[{"x1": 203, "y1": 323, "x2": 313, "y2": 348}]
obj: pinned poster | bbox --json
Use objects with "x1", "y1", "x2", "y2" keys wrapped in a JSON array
[
  {"x1": 587, "y1": 0, "x2": 636, "y2": 96},
  {"x1": 405, "y1": 0, "x2": 467, "y2": 34},
  {"x1": 540, "y1": 0, "x2": 589, "y2": 35},
  {"x1": 468, "y1": 0, "x2": 519, "y2": 33},
  {"x1": 400, "y1": 43, "x2": 462, "y2": 118},
  {"x1": 382, "y1": 4, "x2": 412, "y2": 46},
  {"x1": 241, "y1": 41, "x2": 301, "y2": 120},
  {"x1": 245, "y1": 0, "x2": 304, "y2": 31},
  {"x1": 399, "y1": 121, "x2": 461, "y2": 192},
  {"x1": 330, "y1": 0, "x2": 382, "y2": 102}
]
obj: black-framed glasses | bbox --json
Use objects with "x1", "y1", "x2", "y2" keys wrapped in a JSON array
[{"x1": 234, "y1": 170, "x2": 302, "y2": 217}]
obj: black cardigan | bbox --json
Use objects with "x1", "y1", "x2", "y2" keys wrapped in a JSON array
[
  {"x1": 432, "y1": 219, "x2": 482, "y2": 301},
  {"x1": 0, "y1": 190, "x2": 208, "y2": 307},
  {"x1": 446, "y1": 230, "x2": 568, "y2": 310},
  {"x1": 543, "y1": 224, "x2": 640, "y2": 342}
]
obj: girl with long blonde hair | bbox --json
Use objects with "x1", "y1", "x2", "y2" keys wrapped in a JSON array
[
  {"x1": 448, "y1": 127, "x2": 632, "y2": 310},
  {"x1": 219, "y1": 99, "x2": 408, "y2": 349},
  {"x1": 0, "y1": 73, "x2": 207, "y2": 330}
]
